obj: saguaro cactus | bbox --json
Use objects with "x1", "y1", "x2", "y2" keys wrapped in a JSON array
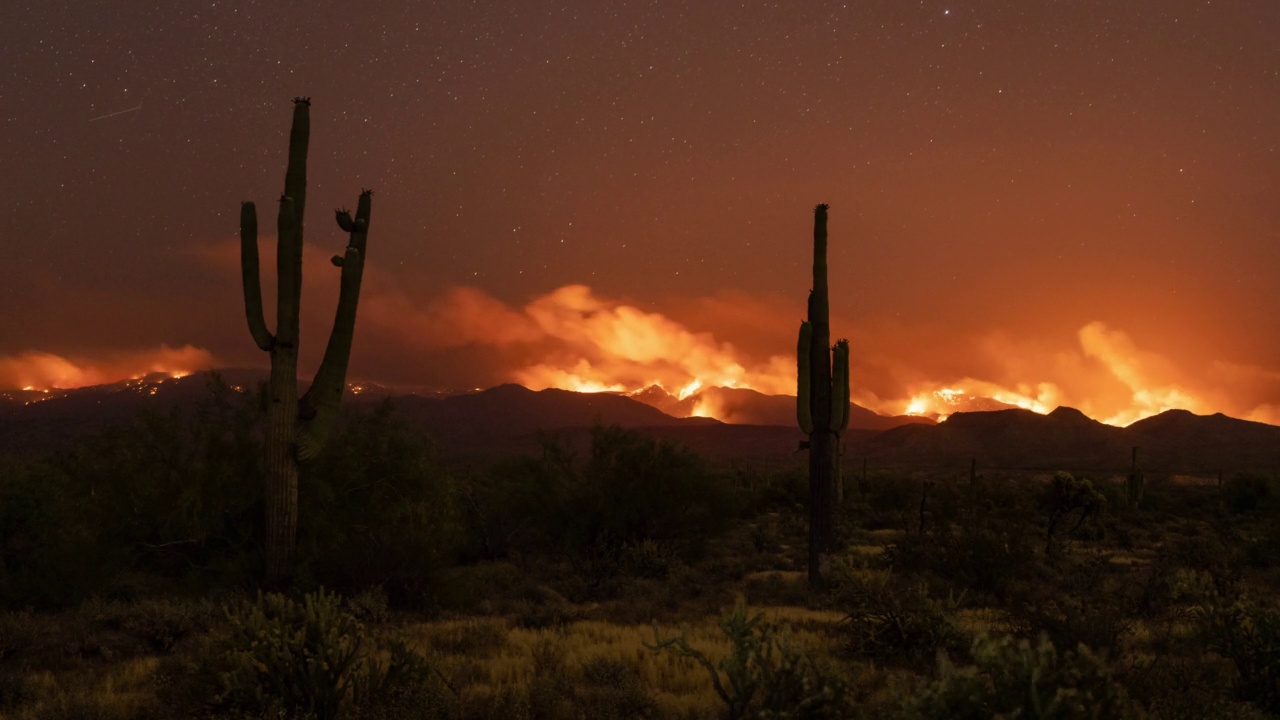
[
  {"x1": 1126, "y1": 445, "x2": 1144, "y2": 509},
  {"x1": 797, "y1": 204, "x2": 850, "y2": 587},
  {"x1": 240, "y1": 97, "x2": 373, "y2": 586}
]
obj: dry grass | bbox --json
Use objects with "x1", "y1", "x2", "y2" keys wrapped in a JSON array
[
  {"x1": 395, "y1": 604, "x2": 844, "y2": 719},
  {"x1": 2, "y1": 656, "x2": 161, "y2": 720}
]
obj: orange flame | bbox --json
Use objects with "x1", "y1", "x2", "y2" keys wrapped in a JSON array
[
  {"x1": 0, "y1": 345, "x2": 213, "y2": 391},
  {"x1": 512, "y1": 285, "x2": 794, "y2": 407},
  {"x1": 894, "y1": 322, "x2": 1221, "y2": 427}
]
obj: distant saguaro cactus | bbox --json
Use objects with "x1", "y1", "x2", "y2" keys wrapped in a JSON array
[
  {"x1": 1126, "y1": 445, "x2": 1144, "y2": 509},
  {"x1": 797, "y1": 204, "x2": 850, "y2": 587},
  {"x1": 240, "y1": 98, "x2": 373, "y2": 586}
]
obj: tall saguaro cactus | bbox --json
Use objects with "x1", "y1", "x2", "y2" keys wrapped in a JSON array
[
  {"x1": 797, "y1": 203, "x2": 850, "y2": 587},
  {"x1": 240, "y1": 97, "x2": 373, "y2": 586}
]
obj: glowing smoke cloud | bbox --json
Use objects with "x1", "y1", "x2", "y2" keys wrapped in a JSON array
[{"x1": 0, "y1": 345, "x2": 214, "y2": 390}]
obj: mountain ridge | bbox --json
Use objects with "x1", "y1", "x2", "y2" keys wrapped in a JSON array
[{"x1": 1, "y1": 370, "x2": 1276, "y2": 473}]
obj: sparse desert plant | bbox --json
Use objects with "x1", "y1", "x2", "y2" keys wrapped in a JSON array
[
  {"x1": 1008, "y1": 556, "x2": 1135, "y2": 654},
  {"x1": 1196, "y1": 591, "x2": 1280, "y2": 714},
  {"x1": 574, "y1": 656, "x2": 658, "y2": 719},
  {"x1": 467, "y1": 425, "x2": 733, "y2": 591},
  {"x1": 1220, "y1": 473, "x2": 1280, "y2": 516},
  {"x1": 829, "y1": 562, "x2": 968, "y2": 664},
  {"x1": 1044, "y1": 472, "x2": 1107, "y2": 557},
  {"x1": 886, "y1": 518, "x2": 1038, "y2": 601},
  {"x1": 212, "y1": 587, "x2": 428, "y2": 720},
  {"x1": 91, "y1": 596, "x2": 220, "y2": 653},
  {"x1": 901, "y1": 632, "x2": 1133, "y2": 719},
  {"x1": 646, "y1": 597, "x2": 850, "y2": 719}
]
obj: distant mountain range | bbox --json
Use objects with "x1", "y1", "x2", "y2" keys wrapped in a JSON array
[
  {"x1": 624, "y1": 384, "x2": 933, "y2": 430},
  {"x1": 1, "y1": 370, "x2": 1276, "y2": 475}
]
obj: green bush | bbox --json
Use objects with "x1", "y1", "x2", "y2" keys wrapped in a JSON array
[
  {"x1": 212, "y1": 588, "x2": 428, "y2": 720},
  {"x1": 902, "y1": 632, "x2": 1133, "y2": 719},
  {"x1": 647, "y1": 597, "x2": 851, "y2": 719}
]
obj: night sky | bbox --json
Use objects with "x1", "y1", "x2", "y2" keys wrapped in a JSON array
[{"x1": 3, "y1": 1, "x2": 1278, "y2": 425}]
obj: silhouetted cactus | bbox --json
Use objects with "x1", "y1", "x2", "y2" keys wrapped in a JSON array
[
  {"x1": 240, "y1": 98, "x2": 373, "y2": 586},
  {"x1": 1126, "y1": 446, "x2": 1144, "y2": 509},
  {"x1": 796, "y1": 204, "x2": 850, "y2": 586}
]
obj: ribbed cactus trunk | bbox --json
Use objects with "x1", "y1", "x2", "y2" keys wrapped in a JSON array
[
  {"x1": 240, "y1": 98, "x2": 373, "y2": 587},
  {"x1": 797, "y1": 204, "x2": 850, "y2": 587}
]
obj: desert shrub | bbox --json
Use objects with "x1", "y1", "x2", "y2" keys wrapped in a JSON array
[
  {"x1": 1221, "y1": 474, "x2": 1280, "y2": 516},
  {"x1": 619, "y1": 538, "x2": 683, "y2": 579},
  {"x1": 1009, "y1": 556, "x2": 1135, "y2": 654},
  {"x1": 1120, "y1": 653, "x2": 1266, "y2": 720},
  {"x1": 901, "y1": 632, "x2": 1133, "y2": 719},
  {"x1": 61, "y1": 375, "x2": 265, "y2": 592},
  {"x1": 423, "y1": 619, "x2": 509, "y2": 657},
  {"x1": 89, "y1": 596, "x2": 221, "y2": 653},
  {"x1": 647, "y1": 597, "x2": 851, "y2": 719},
  {"x1": 830, "y1": 562, "x2": 968, "y2": 665},
  {"x1": 0, "y1": 459, "x2": 109, "y2": 609},
  {"x1": 861, "y1": 473, "x2": 928, "y2": 530},
  {"x1": 0, "y1": 610, "x2": 37, "y2": 707},
  {"x1": 575, "y1": 657, "x2": 658, "y2": 719},
  {"x1": 212, "y1": 588, "x2": 429, "y2": 720},
  {"x1": 750, "y1": 465, "x2": 809, "y2": 510},
  {"x1": 1196, "y1": 592, "x2": 1280, "y2": 713},
  {"x1": 300, "y1": 400, "x2": 461, "y2": 605},
  {"x1": 347, "y1": 585, "x2": 391, "y2": 624},
  {"x1": 465, "y1": 425, "x2": 735, "y2": 586},
  {"x1": 1042, "y1": 473, "x2": 1107, "y2": 557},
  {"x1": 886, "y1": 518, "x2": 1038, "y2": 601},
  {"x1": 744, "y1": 571, "x2": 811, "y2": 608},
  {"x1": 1243, "y1": 523, "x2": 1280, "y2": 570}
]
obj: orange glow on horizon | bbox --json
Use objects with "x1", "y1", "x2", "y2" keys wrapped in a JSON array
[
  {"x1": 0, "y1": 346, "x2": 213, "y2": 392},
  {"x1": 511, "y1": 285, "x2": 794, "y2": 409}
]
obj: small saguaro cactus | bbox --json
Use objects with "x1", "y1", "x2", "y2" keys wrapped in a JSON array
[
  {"x1": 1126, "y1": 445, "x2": 1144, "y2": 509},
  {"x1": 796, "y1": 203, "x2": 850, "y2": 587},
  {"x1": 240, "y1": 97, "x2": 373, "y2": 586}
]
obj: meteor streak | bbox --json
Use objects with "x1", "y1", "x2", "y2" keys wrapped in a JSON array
[{"x1": 89, "y1": 104, "x2": 142, "y2": 122}]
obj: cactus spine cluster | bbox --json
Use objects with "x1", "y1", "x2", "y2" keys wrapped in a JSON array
[
  {"x1": 240, "y1": 98, "x2": 372, "y2": 586},
  {"x1": 796, "y1": 203, "x2": 850, "y2": 586}
]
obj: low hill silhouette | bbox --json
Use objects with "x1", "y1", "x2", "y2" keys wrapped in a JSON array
[{"x1": 1, "y1": 370, "x2": 1277, "y2": 474}]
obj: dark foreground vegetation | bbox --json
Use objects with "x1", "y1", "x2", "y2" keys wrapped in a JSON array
[{"x1": 3, "y1": 377, "x2": 1280, "y2": 719}]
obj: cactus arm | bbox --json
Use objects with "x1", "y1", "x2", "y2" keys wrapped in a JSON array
[
  {"x1": 299, "y1": 190, "x2": 373, "y2": 460},
  {"x1": 797, "y1": 320, "x2": 814, "y2": 434},
  {"x1": 275, "y1": 196, "x2": 302, "y2": 345},
  {"x1": 832, "y1": 339, "x2": 850, "y2": 433},
  {"x1": 239, "y1": 201, "x2": 275, "y2": 351},
  {"x1": 284, "y1": 98, "x2": 310, "y2": 229}
]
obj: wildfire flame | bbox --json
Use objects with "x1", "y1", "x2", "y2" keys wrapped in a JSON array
[
  {"x1": 0, "y1": 345, "x2": 213, "y2": 391},
  {"x1": 511, "y1": 285, "x2": 794, "y2": 403}
]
